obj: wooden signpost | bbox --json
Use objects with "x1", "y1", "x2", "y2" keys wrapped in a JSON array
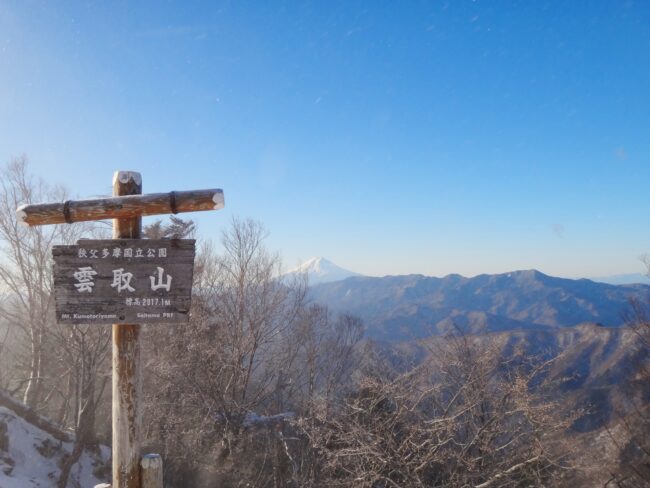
[
  {"x1": 17, "y1": 171, "x2": 224, "y2": 488},
  {"x1": 53, "y1": 239, "x2": 195, "y2": 325}
]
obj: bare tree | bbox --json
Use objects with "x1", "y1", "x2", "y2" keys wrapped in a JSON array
[
  {"x1": 292, "y1": 305, "x2": 363, "y2": 418},
  {"x1": 603, "y1": 298, "x2": 650, "y2": 487},
  {"x1": 144, "y1": 217, "x2": 308, "y2": 485},
  {"x1": 295, "y1": 334, "x2": 579, "y2": 487},
  {"x1": 54, "y1": 323, "x2": 113, "y2": 486},
  {"x1": 0, "y1": 157, "x2": 91, "y2": 407},
  {"x1": 0, "y1": 158, "x2": 113, "y2": 487}
]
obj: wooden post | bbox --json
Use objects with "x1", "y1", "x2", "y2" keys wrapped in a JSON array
[
  {"x1": 112, "y1": 171, "x2": 143, "y2": 488},
  {"x1": 141, "y1": 454, "x2": 163, "y2": 488},
  {"x1": 15, "y1": 170, "x2": 225, "y2": 487}
]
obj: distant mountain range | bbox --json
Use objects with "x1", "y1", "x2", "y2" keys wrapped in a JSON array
[
  {"x1": 308, "y1": 268, "x2": 650, "y2": 342},
  {"x1": 299, "y1": 259, "x2": 650, "y2": 452}
]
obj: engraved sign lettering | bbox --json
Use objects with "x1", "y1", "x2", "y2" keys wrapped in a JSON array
[{"x1": 53, "y1": 239, "x2": 195, "y2": 324}]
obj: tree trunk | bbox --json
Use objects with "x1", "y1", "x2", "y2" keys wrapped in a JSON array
[{"x1": 23, "y1": 328, "x2": 43, "y2": 407}]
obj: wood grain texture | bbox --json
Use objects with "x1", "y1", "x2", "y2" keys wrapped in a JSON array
[
  {"x1": 53, "y1": 239, "x2": 195, "y2": 324},
  {"x1": 16, "y1": 188, "x2": 225, "y2": 226},
  {"x1": 112, "y1": 171, "x2": 143, "y2": 488},
  {"x1": 140, "y1": 454, "x2": 163, "y2": 488}
]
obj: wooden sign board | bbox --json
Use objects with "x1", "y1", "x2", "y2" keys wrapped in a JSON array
[{"x1": 53, "y1": 239, "x2": 195, "y2": 324}]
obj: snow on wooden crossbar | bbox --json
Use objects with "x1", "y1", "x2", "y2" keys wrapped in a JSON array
[{"x1": 16, "y1": 188, "x2": 225, "y2": 226}]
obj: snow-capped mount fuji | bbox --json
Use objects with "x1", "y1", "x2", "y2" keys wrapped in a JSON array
[{"x1": 284, "y1": 257, "x2": 361, "y2": 285}]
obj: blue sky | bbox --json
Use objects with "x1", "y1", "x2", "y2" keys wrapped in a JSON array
[{"x1": 1, "y1": 1, "x2": 649, "y2": 278}]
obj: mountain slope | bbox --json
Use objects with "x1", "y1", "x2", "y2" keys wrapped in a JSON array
[
  {"x1": 308, "y1": 270, "x2": 650, "y2": 341},
  {"x1": 0, "y1": 391, "x2": 110, "y2": 487},
  {"x1": 284, "y1": 257, "x2": 360, "y2": 285},
  {"x1": 381, "y1": 323, "x2": 649, "y2": 432}
]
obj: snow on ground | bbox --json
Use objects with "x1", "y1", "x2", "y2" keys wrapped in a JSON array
[{"x1": 0, "y1": 406, "x2": 110, "y2": 488}]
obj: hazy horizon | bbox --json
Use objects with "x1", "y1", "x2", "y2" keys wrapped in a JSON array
[{"x1": 283, "y1": 256, "x2": 650, "y2": 284}]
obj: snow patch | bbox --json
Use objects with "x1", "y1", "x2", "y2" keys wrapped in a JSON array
[
  {"x1": 113, "y1": 171, "x2": 142, "y2": 187},
  {"x1": 212, "y1": 190, "x2": 225, "y2": 209},
  {"x1": 0, "y1": 406, "x2": 109, "y2": 488}
]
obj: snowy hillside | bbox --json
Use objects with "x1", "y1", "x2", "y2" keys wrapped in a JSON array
[
  {"x1": 284, "y1": 257, "x2": 361, "y2": 285},
  {"x1": 0, "y1": 396, "x2": 110, "y2": 488}
]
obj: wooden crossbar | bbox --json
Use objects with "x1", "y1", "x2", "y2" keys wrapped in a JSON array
[{"x1": 17, "y1": 188, "x2": 224, "y2": 227}]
